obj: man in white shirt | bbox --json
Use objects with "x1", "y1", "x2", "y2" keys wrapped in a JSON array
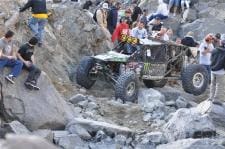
[{"x1": 199, "y1": 34, "x2": 214, "y2": 81}]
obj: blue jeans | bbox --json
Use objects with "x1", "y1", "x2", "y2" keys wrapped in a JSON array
[
  {"x1": 203, "y1": 65, "x2": 211, "y2": 82},
  {"x1": 169, "y1": 0, "x2": 181, "y2": 8},
  {"x1": 0, "y1": 59, "x2": 23, "y2": 77},
  {"x1": 148, "y1": 14, "x2": 168, "y2": 22},
  {"x1": 28, "y1": 17, "x2": 47, "y2": 43}
]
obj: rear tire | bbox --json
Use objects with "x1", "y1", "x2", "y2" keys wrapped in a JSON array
[
  {"x1": 181, "y1": 64, "x2": 208, "y2": 95},
  {"x1": 115, "y1": 72, "x2": 138, "y2": 102},
  {"x1": 76, "y1": 56, "x2": 96, "y2": 89},
  {"x1": 143, "y1": 79, "x2": 167, "y2": 88}
]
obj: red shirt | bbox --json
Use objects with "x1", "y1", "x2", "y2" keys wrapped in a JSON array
[{"x1": 112, "y1": 23, "x2": 129, "y2": 42}]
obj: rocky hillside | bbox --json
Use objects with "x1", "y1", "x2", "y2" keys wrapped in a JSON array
[{"x1": 0, "y1": 0, "x2": 225, "y2": 149}]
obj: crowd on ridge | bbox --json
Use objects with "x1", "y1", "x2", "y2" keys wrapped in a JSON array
[{"x1": 0, "y1": 0, "x2": 225, "y2": 105}]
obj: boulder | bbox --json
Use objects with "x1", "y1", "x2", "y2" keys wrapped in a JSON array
[
  {"x1": 142, "y1": 132, "x2": 167, "y2": 145},
  {"x1": 57, "y1": 134, "x2": 89, "y2": 149},
  {"x1": 175, "y1": 97, "x2": 188, "y2": 109},
  {"x1": 163, "y1": 108, "x2": 216, "y2": 142},
  {"x1": 0, "y1": 71, "x2": 74, "y2": 130},
  {"x1": 32, "y1": 129, "x2": 54, "y2": 142},
  {"x1": 66, "y1": 124, "x2": 92, "y2": 140},
  {"x1": 138, "y1": 89, "x2": 165, "y2": 113},
  {"x1": 157, "y1": 138, "x2": 225, "y2": 149},
  {"x1": 67, "y1": 118, "x2": 134, "y2": 137},
  {"x1": 0, "y1": 134, "x2": 59, "y2": 149},
  {"x1": 197, "y1": 101, "x2": 225, "y2": 128},
  {"x1": 6, "y1": 121, "x2": 31, "y2": 135},
  {"x1": 179, "y1": 18, "x2": 225, "y2": 41},
  {"x1": 53, "y1": 130, "x2": 69, "y2": 144},
  {"x1": 69, "y1": 94, "x2": 88, "y2": 105}
]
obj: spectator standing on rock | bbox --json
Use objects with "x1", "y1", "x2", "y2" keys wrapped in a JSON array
[
  {"x1": 96, "y1": 3, "x2": 109, "y2": 29},
  {"x1": 148, "y1": 0, "x2": 169, "y2": 22},
  {"x1": 112, "y1": 17, "x2": 130, "y2": 43},
  {"x1": 168, "y1": 0, "x2": 181, "y2": 16},
  {"x1": 208, "y1": 36, "x2": 225, "y2": 104},
  {"x1": 19, "y1": 0, "x2": 48, "y2": 47},
  {"x1": 107, "y1": 2, "x2": 121, "y2": 34},
  {"x1": 125, "y1": 9, "x2": 133, "y2": 28},
  {"x1": 83, "y1": 1, "x2": 93, "y2": 10},
  {"x1": 180, "y1": 0, "x2": 190, "y2": 23},
  {"x1": 199, "y1": 34, "x2": 214, "y2": 81},
  {"x1": 0, "y1": 30, "x2": 23, "y2": 84},
  {"x1": 17, "y1": 37, "x2": 41, "y2": 90},
  {"x1": 213, "y1": 33, "x2": 221, "y2": 48},
  {"x1": 131, "y1": 2, "x2": 143, "y2": 23},
  {"x1": 131, "y1": 21, "x2": 147, "y2": 39}
]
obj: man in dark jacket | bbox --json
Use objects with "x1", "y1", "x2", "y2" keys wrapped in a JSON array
[
  {"x1": 181, "y1": 31, "x2": 199, "y2": 47},
  {"x1": 107, "y1": 2, "x2": 121, "y2": 34},
  {"x1": 17, "y1": 37, "x2": 41, "y2": 90},
  {"x1": 208, "y1": 37, "x2": 225, "y2": 104},
  {"x1": 19, "y1": 0, "x2": 48, "y2": 47},
  {"x1": 131, "y1": 2, "x2": 142, "y2": 23}
]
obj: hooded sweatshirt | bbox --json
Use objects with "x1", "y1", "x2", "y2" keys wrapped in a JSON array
[
  {"x1": 156, "y1": 0, "x2": 169, "y2": 16},
  {"x1": 112, "y1": 22, "x2": 129, "y2": 42},
  {"x1": 211, "y1": 46, "x2": 225, "y2": 72}
]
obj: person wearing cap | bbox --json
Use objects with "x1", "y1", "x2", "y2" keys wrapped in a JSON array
[
  {"x1": 150, "y1": 17, "x2": 163, "y2": 32},
  {"x1": 213, "y1": 33, "x2": 221, "y2": 48},
  {"x1": 208, "y1": 36, "x2": 225, "y2": 104},
  {"x1": 199, "y1": 34, "x2": 214, "y2": 81},
  {"x1": 96, "y1": 3, "x2": 109, "y2": 29},
  {"x1": 131, "y1": 21, "x2": 147, "y2": 39},
  {"x1": 148, "y1": 0, "x2": 169, "y2": 22},
  {"x1": 17, "y1": 37, "x2": 41, "y2": 90},
  {"x1": 19, "y1": 0, "x2": 48, "y2": 47}
]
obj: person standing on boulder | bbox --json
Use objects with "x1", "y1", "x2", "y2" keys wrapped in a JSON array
[
  {"x1": 199, "y1": 34, "x2": 214, "y2": 82},
  {"x1": 19, "y1": 0, "x2": 48, "y2": 47},
  {"x1": 107, "y1": 2, "x2": 121, "y2": 34},
  {"x1": 131, "y1": 2, "x2": 143, "y2": 23},
  {"x1": 17, "y1": 37, "x2": 41, "y2": 90},
  {"x1": 0, "y1": 30, "x2": 23, "y2": 84},
  {"x1": 208, "y1": 36, "x2": 225, "y2": 104},
  {"x1": 96, "y1": 3, "x2": 109, "y2": 29}
]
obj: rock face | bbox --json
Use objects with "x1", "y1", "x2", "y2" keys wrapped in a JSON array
[
  {"x1": 179, "y1": 18, "x2": 225, "y2": 41},
  {"x1": 0, "y1": 71, "x2": 73, "y2": 130},
  {"x1": 0, "y1": 134, "x2": 59, "y2": 149},
  {"x1": 157, "y1": 138, "x2": 225, "y2": 149},
  {"x1": 163, "y1": 108, "x2": 215, "y2": 142}
]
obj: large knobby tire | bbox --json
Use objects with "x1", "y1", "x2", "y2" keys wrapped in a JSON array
[
  {"x1": 143, "y1": 79, "x2": 167, "y2": 88},
  {"x1": 181, "y1": 64, "x2": 208, "y2": 95},
  {"x1": 115, "y1": 72, "x2": 138, "y2": 102},
  {"x1": 76, "y1": 56, "x2": 96, "y2": 89}
]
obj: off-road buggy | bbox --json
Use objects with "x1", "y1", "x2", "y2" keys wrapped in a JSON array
[{"x1": 76, "y1": 35, "x2": 208, "y2": 102}]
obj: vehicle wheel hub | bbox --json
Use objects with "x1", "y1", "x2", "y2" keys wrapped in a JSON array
[
  {"x1": 126, "y1": 82, "x2": 136, "y2": 97},
  {"x1": 193, "y1": 73, "x2": 204, "y2": 88}
]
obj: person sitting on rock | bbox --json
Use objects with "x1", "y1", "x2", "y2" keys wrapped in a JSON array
[
  {"x1": 164, "y1": 28, "x2": 173, "y2": 41},
  {"x1": 19, "y1": 0, "x2": 48, "y2": 47},
  {"x1": 208, "y1": 35, "x2": 225, "y2": 105},
  {"x1": 168, "y1": 0, "x2": 181, "y2": 17},
  {"x1": 199, "y1": 34, "x2": 214, "y2": 82},
  {"x1": 131, "y1": 21, "x2": 148, "y2": 39},
  {"x1": 180, "y1": 0, "x2": 190, "y2": 23},
  {"x1": 0, "y1": 30, "x2": 23, "y2": 84},
  {"x1": 148, "y1": 0, "x2": 169, "y2": 22},
  {"x1": 150, "y1": 17, "x2": 163, "y2": 32},
  {"x1": 181, "y1": 31, "x2": 199, "y2": 47},
  {"x1": 153, "y1": 27, "x2": 167, "y2": 41},
  {"x1": 17, "y1": 37, "x2": 41, "y2": 90}
]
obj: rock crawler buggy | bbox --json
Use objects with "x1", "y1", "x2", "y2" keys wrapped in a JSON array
[{"x1": 76, "y1": 36, "x2": 208, "y2": 102}]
